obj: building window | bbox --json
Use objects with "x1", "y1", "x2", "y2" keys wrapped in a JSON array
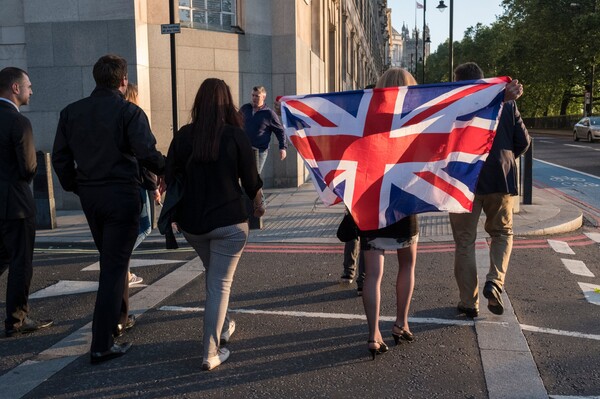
[{"x1": 179, "y1": 0, "x2": 238, "y2": 33}]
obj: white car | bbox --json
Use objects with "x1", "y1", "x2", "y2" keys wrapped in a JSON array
[{"x1": 573, "y1": 116, "x2": 600, "y2": 142}]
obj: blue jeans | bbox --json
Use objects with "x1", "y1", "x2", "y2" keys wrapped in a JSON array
[
  {"x1": 133, "y1": 189, "x2": 152, "y2": 251},
  {"x1": 256, "y1": 148, "x2": 268, "y2": 174}
]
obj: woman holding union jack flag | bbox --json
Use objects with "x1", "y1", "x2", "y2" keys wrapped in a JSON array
[{"x1": 361, "y1": 68, "x2": 420, "y2": 360}]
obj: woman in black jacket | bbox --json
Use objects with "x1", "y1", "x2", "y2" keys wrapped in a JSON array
[{"x1": 165, "y1": 78, "x2": 264, "y2": 371}]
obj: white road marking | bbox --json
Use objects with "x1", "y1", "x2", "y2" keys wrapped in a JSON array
[
  {"x1": 81, "y1": 258, "x2": 184, "y2": 271},
  {"x1": 535, "y1": 158, "x2": 600, "y2": 179},
  {"x1": 550, "y1": 396, "x2": 600, "y2": 399},
  {"x1": 0, "y1": 257, "x2": 204, "y2": 399},
  {"x1": 561, "y1": 259, "x2": 595, "y2": 277},
  {"x1": 158, "y1": 306, "x2": 475, "y2": 327},
  {"x1": 521, "y1": 324, "x2": 600, "y2": 341},
  {"x1": 159, "y1": 306, "x2": 600, "y2": 342},
  {"x1": 584, "y1": 232, "x2": 600, "y2": 243},
  {"x1": 578, "y1": 282, "x2": 600, "y2": 306},
  {"x1": 29, "y1": 281, "x2": 98, "y2": 299},
  {"x1": 28, "y1": 280, "x2": 149, "y2": 299},
  {"x1": 547, "y1": 240, "x2": 576, "y2": 254},
  {"x1": 564, "y1": 144, "x2": 593, "y2": 149}
]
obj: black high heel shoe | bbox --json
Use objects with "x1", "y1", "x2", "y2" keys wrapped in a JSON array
[
  {"x1": 392, "y1": 324, "x2": 414, "y2": 345},
  {"x1": 367, "y1": 340, "x2": 389, "y2": 360}
]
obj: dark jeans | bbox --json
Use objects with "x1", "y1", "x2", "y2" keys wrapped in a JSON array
[
  {"x1": 1, "y1": 217, "x2": 35, "y2": 329},
  {"x1": 342, "y1": 238, "x2": 365, "y2": 286},
  {"x1": 79, "y1": 185, "x2": 140, "y2": 352}
]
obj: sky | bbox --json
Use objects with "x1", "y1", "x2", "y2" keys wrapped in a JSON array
[{"x1": 389, "y1": 0, "x2": 506, "y2": 51}]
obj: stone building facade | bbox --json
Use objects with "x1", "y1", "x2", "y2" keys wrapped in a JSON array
[{"x1": 0, "y1": 0, "x2": 390, "y2": 210}]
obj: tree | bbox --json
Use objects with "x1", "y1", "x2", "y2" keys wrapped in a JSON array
[{"x1": 423, "y1": 0, "x2": 600, "y2": 118}]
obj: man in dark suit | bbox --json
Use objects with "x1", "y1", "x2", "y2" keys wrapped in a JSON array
[
  {"x1": 0, "y1": 67, "x2": 53, "y2": 337},
  {"x1": 52, "y1": 55, "x2": 165, "y2": 364}
]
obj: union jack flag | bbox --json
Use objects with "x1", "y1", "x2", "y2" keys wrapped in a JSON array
[{"x1": 279, "y1": 77, "x2": 510, "y2": 231}]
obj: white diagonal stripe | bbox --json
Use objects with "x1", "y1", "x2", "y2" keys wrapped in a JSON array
[
  {"x1": 561, "y1": 259, "x2": 595, "y2": 277},
  {"x1": 547, "y1": 239, "x2": 575, "y2": 254},
  {"x1": 584, "y1": 232, "x2": 600, "y2": 243}
]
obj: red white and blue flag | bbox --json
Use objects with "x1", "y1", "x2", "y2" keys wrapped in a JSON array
[{"x1": 279, "y1": 77, "x2": 510, "y2": 231}]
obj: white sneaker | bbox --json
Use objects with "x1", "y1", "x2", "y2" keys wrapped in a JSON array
[
  {"x1": 128, "y1": 273, "x2": 143, "y2": 286},
  {"x1": 220, "y1": 320, "x2": 236, "y2": 344},
  {"x1": 202, "y1": 347, "x2": 230, "y2": 371}
]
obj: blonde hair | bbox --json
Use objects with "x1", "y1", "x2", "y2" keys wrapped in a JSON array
[
  {"x1": 124, "y1": 82, "x2": 139, "y2": 105},
  {"x1": 375, "y1": 68, "x2": 417, "y2": 89}
]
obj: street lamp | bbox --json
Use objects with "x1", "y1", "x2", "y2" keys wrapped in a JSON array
[{"x1": 437, "y1": 0, "x2": 454, "y2": 81}]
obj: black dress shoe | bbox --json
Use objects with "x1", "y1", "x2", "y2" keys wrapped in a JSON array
[
  {"x1": 5, "y1": 317, "x2": 53, "y2": 337},
  {"x1": 90, "y1": 342, "x2": 132, "y2": 364},
  {"x1": 113, "y1": 315, "x2": 136, "y2": 338},
  {"x1": 483, "y1": 281, "x2": 504, "y2": 315},
  {"x1": 457, "y1": 305, "x2": 479, "y2": 318}
]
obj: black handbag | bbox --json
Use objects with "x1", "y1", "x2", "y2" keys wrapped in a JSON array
[
  {"x1": 157, "y1": 175, "x2": 184, "y2": 235},
  {"x1": 336, "y1": 212, "x2": 359, "y2": 242}
]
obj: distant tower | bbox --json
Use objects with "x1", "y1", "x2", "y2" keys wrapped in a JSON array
[{"x1": 391, "y1": 23, "x2": 430, "y2": 75}]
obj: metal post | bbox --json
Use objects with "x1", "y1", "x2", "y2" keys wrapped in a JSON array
[
  {"x1": 448, "y1": 0, "x2": 454, "y2": 81},
  {"x1": 590, "y1": 63, "x2": 595, "y2": 116},
  {"x1": 169, "y1": 0, "x2": 178, "y2": 135},
  {"x1": 523, "y1": 141, "x2": 533, "y2": 205},
  {"x1": 415, "y1": 29, "x2": 419, "y2": 79},
  {"x1": 422, "y1": 0, "x2": 427, "y2": 83}
]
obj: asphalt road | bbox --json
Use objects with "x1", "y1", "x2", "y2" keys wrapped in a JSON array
[{"x1": 2, "y1": 234, "x2": 599, "y2": 398}]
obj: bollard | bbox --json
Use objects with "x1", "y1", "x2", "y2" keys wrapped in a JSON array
[
  {"x1": 33, "y1": 151, "x2": 57, "y2": 229},
  {"x1": 523, "y1": 141, "x2": 533, "y2": 205},
  {"x1": 246, "y1": 147, "x2": 263, "y2": 230}
]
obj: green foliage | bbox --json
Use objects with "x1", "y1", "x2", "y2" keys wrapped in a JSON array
[{"x1": 423, "y1": 0, "x2": 599, "y2": 117}]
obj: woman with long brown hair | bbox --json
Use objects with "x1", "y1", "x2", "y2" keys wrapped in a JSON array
[{"x1": 165, "y1": 78, "x2": 264, "y2": 371}]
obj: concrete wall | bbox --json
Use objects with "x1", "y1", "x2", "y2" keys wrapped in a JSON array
[
  {"x1": 0, "y1": 0, "x2": 26, "y2": 70},
  {"x1": 17, "y1": 0, "x2": 140, "y2": 209}
]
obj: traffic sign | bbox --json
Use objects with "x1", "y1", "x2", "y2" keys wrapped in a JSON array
[{"x1": 161, "y1": 23, "x2": 181, "y2": 34}]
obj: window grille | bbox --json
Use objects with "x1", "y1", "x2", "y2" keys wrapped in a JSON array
[{"x1": 179, "y1": 0, "x2": 238, "y2": 33}]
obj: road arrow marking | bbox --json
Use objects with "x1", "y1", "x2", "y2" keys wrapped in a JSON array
[
  {"x1": 547, "y1": 240, "x2": 575, "y2": 254},
  {"x1": 561, "y1": 259, "x2": 595, "y2": 277}
]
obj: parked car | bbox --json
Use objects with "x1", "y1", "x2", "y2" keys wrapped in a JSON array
[{"x1": 573, "y1": 116, "x2": 600, "y2": 142}]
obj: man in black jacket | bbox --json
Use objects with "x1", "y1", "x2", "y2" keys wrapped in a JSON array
[
  {"x1": 0, "y1": 67, "x2": 54, "y2": 337},
  {"x1": 52, "y1": 54, "x2": 165, "y2": 364},
  {"x1": 449, "y1": 62, "x2": 530, "y2": 318}
]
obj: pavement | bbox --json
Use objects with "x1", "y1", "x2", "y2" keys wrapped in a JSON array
[{"x1": 35, "y1": 180, "x2": 584, "y2": 248}]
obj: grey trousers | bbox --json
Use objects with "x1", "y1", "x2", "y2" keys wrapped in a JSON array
[{"x1": 182, "y1": 223, "x2": 248, "y2": 359}]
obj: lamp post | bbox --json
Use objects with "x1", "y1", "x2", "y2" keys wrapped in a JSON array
[
  {"x1": 422, "y1": 0, "x2": 428, "y2": 83},
  {"x1": 437, "y1": 0, "x2": 454, "y2": 81},
  {"x1": 415, "y1": 28, "x2": 419, "y2": 77}
]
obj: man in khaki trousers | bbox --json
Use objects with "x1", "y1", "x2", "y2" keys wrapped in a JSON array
[{"x1": 449, "y1": 62, "x2": 530, "y2": 318}]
